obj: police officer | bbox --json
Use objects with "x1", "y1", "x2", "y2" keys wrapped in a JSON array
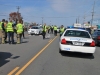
[
  {"x1": 0, "y1": 19, "x2": 6, "y2": 44},
  {"x1": 48, "y1": 25, "x2": 50, "y2": 34},
  {"x1": 22, "y1": 25, "x2": 25, "y2": 38},
  {"x1": 51, "y1": 25, "x2": 53, "y2": 34},
  {"x1": 0, "y1": 21, "x2": 2, "y2": 43},
  {"x1": 53, "y1": 25, "x2": 57, "y2": 36},
  {"x1": 4, "y1": 20, "x2": 8, "y2": 43},
  {"x1": 42, "y1": 23, "x2": 47, "y2": 39},
  {"x1": 6, "y1": 19, "x2": 14, "y2": 44},
  {"x1": 60, "y1": 25, "x2": 65, "y2": 37},
  {"x1": 16, "y1": 20, "x2": 23, "y2": 44}
]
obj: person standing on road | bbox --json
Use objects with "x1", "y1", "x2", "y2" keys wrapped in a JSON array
[
  {"x1": 0, "y1": 19, "x2": 6, "y2": 44},
  {"x1": 4, "y1": 20, "x2": 8, "y2": 43},
  {"x1": 22, "y1": 22, "x2": 25, "y2": 39},
  {"x1": 0, "y1": 20, "x2": 2, "y2": 43},
  {"x1": 48, "y1": 25, "x2": 50, "y2": 34},
  {"x1": 22, "y1": 25, "x2": 25, "y2": 38},
  {"x1": 42, "y1": 23, "x2": 47, "y2": 39},
  {"x1": 6, "y1": 19, "x2": 14, "y2": 44},
  {"x1": 51, "y1": 25, "x2": 54, "y2": 34},
  {"x1": 53, "y1": 25, "x2": 57, "y2": 36},
  {"x1": 60, "y1": 25, "x2": 65, "y2": 37},
  {"x1": 16, "y1": 20, "x2": 23, "y2": 44}
]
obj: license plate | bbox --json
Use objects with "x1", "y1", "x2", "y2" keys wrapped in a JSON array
[
  {"x1": 73, "y1": 41, "x2": 82, "y2": 46},
  {"x1": 64, "y1": 48, "x2": 70, "y2": 50}
]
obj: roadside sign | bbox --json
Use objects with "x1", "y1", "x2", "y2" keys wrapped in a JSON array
[{"x1": 74, "y1": 23, "x2": 82, "y2": 27}]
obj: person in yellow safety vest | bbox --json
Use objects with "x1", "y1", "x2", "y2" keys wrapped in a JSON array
[
  {"x1": 42, "y1": 23, "x2": 47, "y2": 39},
  {"x1": 4, "y1": 20, "x2": 8, "y2": 43},
  {"x1": 0, "y1": 19, "x2": 6, "y2": 44},
  {"x1": 47, "y1": 25, "x2": 50, "y2": 34},
  {"x1": 6, "y1": 19, "x2": 14, "y2": 44},
  {"x1": 53, "y1": 25, "x2": 57, "y2": 36},
  {"x1": 60, "y1": 25, "x2": 65, "y2": 37},
  {"x1": 0, "y1": 21, "x2": 2, "y2": 44},
  {"x1": 16, "y1": 20, "x2": 23, "y2": 44},
  {"x1": 50, "y1": 25, "x2": 54, "y2": 34}
]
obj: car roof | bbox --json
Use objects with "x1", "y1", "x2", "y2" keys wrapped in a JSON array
[{"x1": 66, "y1": 28, "x2": 88, "y2": 32}]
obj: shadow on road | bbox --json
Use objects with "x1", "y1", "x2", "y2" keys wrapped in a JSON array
[
  {"x1": 60, "y1": 51, "x2": 94, "y2": 59},
  {"x1": 0, "y1": 52, "x2": 20, "y2": 67},
  {"x1": 0, "y1": 52, "x2": 12, "y2": 67},
  {"x1": 23, "y1": 37, "x2": 29, "y2": 39},
  {"x1": 22, "y1": 41, "x2": 29, "y2": 43},
  {"x1": 11, "y1": 56, "x2": 20, "y2": 59}
]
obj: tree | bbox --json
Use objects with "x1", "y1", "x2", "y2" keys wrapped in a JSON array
[{"x1": 9, "y1": 12, "x2": 23, "y2": 24}]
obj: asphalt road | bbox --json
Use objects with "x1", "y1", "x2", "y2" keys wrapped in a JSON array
[{"x1": 0, "y1": 33, "x2": 100, "y2": 75}]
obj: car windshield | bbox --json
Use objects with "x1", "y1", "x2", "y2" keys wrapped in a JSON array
[
  {"x1": 64, "y1": 30, "x2": 90, "y2": 38},
  {"x1": 31, "y1": 27, "x2": 39, "y2": 29}
]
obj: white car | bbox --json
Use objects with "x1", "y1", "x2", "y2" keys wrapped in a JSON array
[
  {"x1": 59, "y1": 29, "x2": 96, "y2": 55},
  {"x1": 28, "y1": 26, "x2": 42, "y2": 35}
]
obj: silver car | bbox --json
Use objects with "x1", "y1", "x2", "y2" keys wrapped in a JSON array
[{"x1": 28, "y1": 26, "x2": 42, "y2": 35}]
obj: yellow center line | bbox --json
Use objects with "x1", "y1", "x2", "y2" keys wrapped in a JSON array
[
  {"x1": 15, "y1": 36, "x2": 58, "y2": 75},
  {"x1": 48, "y1": 39, "x2": 52, "y2": 42},
  {"x1": 8, "y1": 67, "x2": 19, "y2": 75}
]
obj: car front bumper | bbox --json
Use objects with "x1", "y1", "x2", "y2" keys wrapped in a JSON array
[{"x1": 28, "y1": 31, "x2": 39, "y2": 35}]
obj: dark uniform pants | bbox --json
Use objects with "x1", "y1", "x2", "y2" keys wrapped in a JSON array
[
  {"x1": 22, "y1": 29, "x2": 25, "y2": 38},
  {"x1": 51, "y1": 28, "x2": 53, "y2": 34},
  {"x1": 5, "y1": 32, "x2": 7, "y2": 42},
  {"x1": 48, "y1": 29, "x2": 50, "y2": 33},
  {"x1": 42, "y1": 31, "x2": 46, "y2": 39},
  {"x1": 54, "y1": 30, "x2": 57, "y2": 36},
  {"x1": 7, "y1": 31, "x2": 14, "y2": 44}
]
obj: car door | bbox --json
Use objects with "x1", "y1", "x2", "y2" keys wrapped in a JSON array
[{"x1": 92, "y1": 32, "x2": 97, "y2": 44}]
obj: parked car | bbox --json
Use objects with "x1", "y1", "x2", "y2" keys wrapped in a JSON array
[
  {"x1": 59, "y1": 28, "x2": 96, "y2": 55},
  {"x1": 92, "y1": 31, "x2": 100, "y2": 45},
  {"x1": 28, "y1": 26, "x2": 42, "y2": 35}
]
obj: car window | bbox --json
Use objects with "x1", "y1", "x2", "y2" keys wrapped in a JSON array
[
  {"x1": 92, "y1": 31, "x2": 97, "y2": 36},
  {"x1": 97, "y1": 32, "x2": 100, "y2": 35},
  {"x1": 64, "y1": 30, "x2": 90, "y2": 38},
  {"x1": 31, "y1": 27, "x2": 39, "y2": 29}
]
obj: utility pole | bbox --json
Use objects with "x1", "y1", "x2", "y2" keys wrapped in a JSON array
[
  {"x1": 17, "y1": 6, "x2": 20, "y2": 13},
  {"x1": 17, "y1": 6, "x2": 20, "y2": 21},
  {"x1": 91, "y1": 1, "x2": 95, "y2": 27}
]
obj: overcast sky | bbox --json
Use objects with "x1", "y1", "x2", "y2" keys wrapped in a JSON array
[{"x1": 0, "y1": 0, "x2": 100, "y2": 26}]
